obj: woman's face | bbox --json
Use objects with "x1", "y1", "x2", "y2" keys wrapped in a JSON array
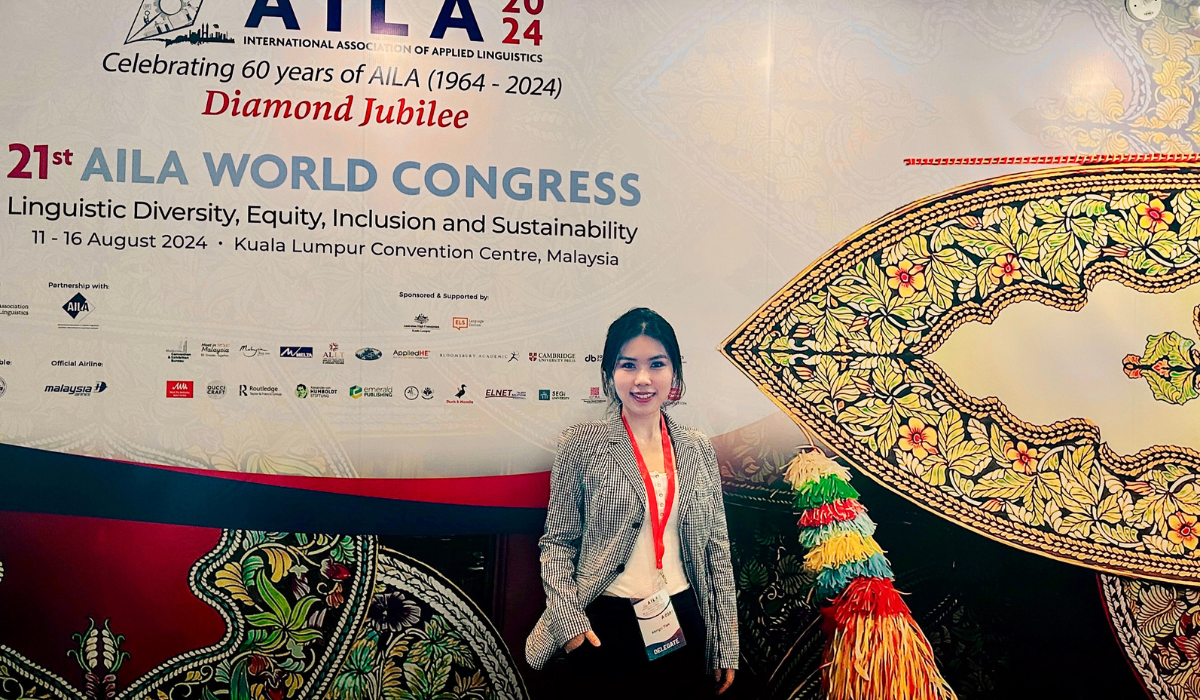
[{"x1": 612, "y1": 334, "x2": 675, "y2": 419}]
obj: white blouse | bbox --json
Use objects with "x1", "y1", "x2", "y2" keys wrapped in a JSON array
[{"x1": 604, "y1": 468, "x2": 691, "y2": 599}]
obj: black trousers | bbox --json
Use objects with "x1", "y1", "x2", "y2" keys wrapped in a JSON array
[{"x1": 554, "y1": 588, "x2": 711, "y2": 700}]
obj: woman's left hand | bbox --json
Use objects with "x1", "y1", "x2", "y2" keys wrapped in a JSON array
[{"x1": 714, "y1": 669, "x2": 735, "y2": 695}]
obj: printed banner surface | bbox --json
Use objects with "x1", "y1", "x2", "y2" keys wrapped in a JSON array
[
  {"x1": 1, "y1": 0, "x2": 797, "y2": 479},
  {"x1": 0, "y1": 0, "x2": 1158, "y2": 482}
]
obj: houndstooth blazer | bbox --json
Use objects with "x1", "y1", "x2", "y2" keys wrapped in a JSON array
[{"x1": 525, "y1": 411, "x2": 739, "y2": 671}]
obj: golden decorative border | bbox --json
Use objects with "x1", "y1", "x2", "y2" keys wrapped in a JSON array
[{"x1": 722, "y1": 163, "x2": 1200, "y2": 582}]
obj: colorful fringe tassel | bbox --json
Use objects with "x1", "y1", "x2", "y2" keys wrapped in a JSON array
[{"x1": 784, "y1": 448, "x2": 956, "y2": 700}]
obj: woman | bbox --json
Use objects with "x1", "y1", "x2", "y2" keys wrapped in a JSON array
[{"x1": 526, "y1": 308, "x2": 738, "y2": 698}]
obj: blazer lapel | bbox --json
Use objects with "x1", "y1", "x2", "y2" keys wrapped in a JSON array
[
  {"x1": 664, "y1": 412, "x2": 700, "y2": 521},
  {"x1": 607, "y1": 413, "x2": 648, "y2": 508}
]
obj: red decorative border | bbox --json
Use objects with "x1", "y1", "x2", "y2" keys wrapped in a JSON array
[{"x1": 905, "y1": 154, "x2": 1200, "y2": 166}]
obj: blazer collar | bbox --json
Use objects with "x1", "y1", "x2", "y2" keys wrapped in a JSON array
[
  {"x1": 606, "y1": 410, "x2": 701, "y2": 516},
  {"x1": 605, "y1": 409, "x2": 696, "y2": 447}
]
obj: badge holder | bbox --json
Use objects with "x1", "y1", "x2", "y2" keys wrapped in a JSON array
[{"x1": 633, "y1": 585, "x2": 686, "y2": 660}]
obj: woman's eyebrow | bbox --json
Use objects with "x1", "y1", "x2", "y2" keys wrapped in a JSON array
[{"x1": 617, "y1": 354, "x2": 669, "y2": 361}]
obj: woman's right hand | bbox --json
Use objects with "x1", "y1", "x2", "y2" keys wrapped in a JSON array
[{"x1": 565, "y1": 630, "x2": 601, "y2": 652}]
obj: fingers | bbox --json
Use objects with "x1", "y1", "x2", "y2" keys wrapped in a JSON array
[
  {"x1": 716, "y1": 669, "x2": 735, "y2": 695},
  {"x1": 585, "y1": 630, "x2": 601, "y2": 647}
]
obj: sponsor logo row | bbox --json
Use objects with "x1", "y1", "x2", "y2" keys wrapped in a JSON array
[
  {"x1": 22, "y1": 295, "x2": 603, "y2": 363},
  {"x1": 166, "y1": 342, "x2": 596, "y2": 364},
  {"x1": 27, "y1": 297, "x2": 613, "y2": 363},
  {"x1": 166, "y1": 381, "x2": 612, "y2": 404},
  {"x1": 1, "y1": 381, "x2": 681, "y2": 404}
]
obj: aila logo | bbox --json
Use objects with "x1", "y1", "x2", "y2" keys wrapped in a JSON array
[
  {"x1": 166, "y1": 380, "x2": 194, "y2": 398},
  {"x1": 125, "y1": 0, "x2": 233, "y2": 46},
  {"x1": 59, "y1": 292, "x2": 99, "y2": 329},
  {"x1": 62, "y1": 293, "x2": 92, "y2": 319},
  {"x1": 244, "y1": 0, "x2": 487, "y2": 42}
]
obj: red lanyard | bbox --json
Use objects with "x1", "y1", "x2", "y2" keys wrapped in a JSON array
[{"x1": 622, "y1": 412, "x2": 676, "y2": 571}]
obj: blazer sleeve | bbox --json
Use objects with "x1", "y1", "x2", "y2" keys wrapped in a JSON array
[
  {"x1": 537, "y1": 425, "x2": 593, "y2": 647},
  {"x1": 701, "y1": 434, "x2": 740, "y2": 669}
]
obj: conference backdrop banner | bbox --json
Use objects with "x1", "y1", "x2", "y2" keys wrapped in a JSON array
[
  {"x1": 4, "y1": 0, "x2": 1159, "y2": 489},
  {"x1": 2, "y1": 0, "x2": 809, "y2": 482},
  {"x1": 14, "y1": 1, "x2": 1200, "y2": 698}
]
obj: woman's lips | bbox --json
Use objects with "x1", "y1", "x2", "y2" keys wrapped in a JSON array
[{"x1": 630, "y1": 391, "x2": 656, "y2": 403}]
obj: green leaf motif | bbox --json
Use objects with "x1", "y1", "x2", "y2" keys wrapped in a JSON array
[
  {"x1": 1129, "y1": 331, "x2": 1200, "y2": 405},
  {"x1": 230, "y1": 660, "x2": 251, "y2": 700},
  {"x1": 330, "y1": 536, "x2": 357, "y2": 563}
]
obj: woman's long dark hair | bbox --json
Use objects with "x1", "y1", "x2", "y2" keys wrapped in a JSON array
[{"x1": 601, "y1": 307, "x2": 684, "y2": 406}]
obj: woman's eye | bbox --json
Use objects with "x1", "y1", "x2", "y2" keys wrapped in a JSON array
[
  {"x1": 618, "y1": 362, "x2": 635, "y2": 370},
  {"x1": 651, "y1": 361, "x2": 666, "y2": 369}
]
